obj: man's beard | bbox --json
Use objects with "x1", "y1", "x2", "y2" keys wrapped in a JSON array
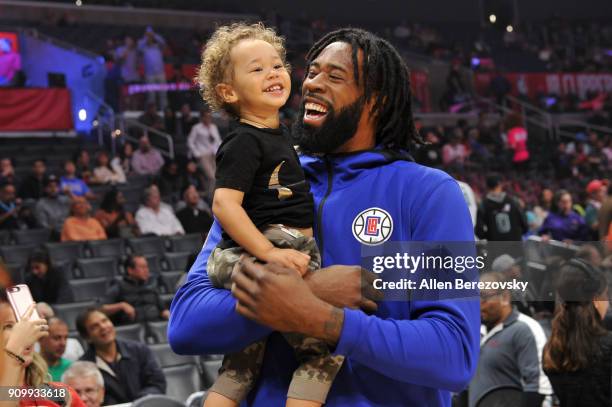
[{"x1": 292, "y1": 96, "x2": 365, "y2": 155}]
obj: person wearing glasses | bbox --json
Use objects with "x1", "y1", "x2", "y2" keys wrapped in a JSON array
[{"x1": 62, "y1": 361, "x2": 105, "y2": 407}]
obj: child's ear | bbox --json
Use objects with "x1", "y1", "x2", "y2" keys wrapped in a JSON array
[{"x1": 216, "y1": 83, "x2": 238, "y2": 104}]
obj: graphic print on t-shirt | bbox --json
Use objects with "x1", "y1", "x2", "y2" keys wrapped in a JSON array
[{"x1": 268, "y1": 161, "x2": 294, "y2": 200}]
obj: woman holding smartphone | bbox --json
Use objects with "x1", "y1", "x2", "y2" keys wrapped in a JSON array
[{"x1": 0, "y1": 290, "x2": 85, "y2": 406}]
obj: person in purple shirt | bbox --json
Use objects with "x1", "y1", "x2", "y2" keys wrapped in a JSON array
[
  {"x1": 539, "y1": 189, "x2": 589, "y2": 242},
  {"x1": 131, "y1": 135, "x2": 165, "y2": 176}
]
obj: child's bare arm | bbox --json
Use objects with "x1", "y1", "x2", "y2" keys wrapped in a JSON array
[{"x1": 213, "y1": 188, "x2": 310, "y2": 273}]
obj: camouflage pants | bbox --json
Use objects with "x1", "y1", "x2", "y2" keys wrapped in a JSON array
[{"x1": 207, "y1": 225, "x2": 345, "y2": 403}]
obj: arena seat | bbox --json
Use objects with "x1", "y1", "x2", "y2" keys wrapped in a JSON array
[
  {"x1": 0, "y1": 230, "x2": 11, "y2": 245},
  {"x1": 68, "y1": 277, "x2": 109, "y2": 302},
  {"x1": 150, "y1": 343, "x2": 199, "y2": 368},
  {"x1": 168, "y1": 234, "x2": 203, "y2": 253},
  {"x1": 5, "y1": 262, "x2": 25, "y2": 284},
  {"x1": 53, "y1": 301, "x2": 96, "y2": 331},
  {"x1": 164, "y1": 252, "x2": 191, "y2": 271},
  {"x1": 201, "y1": 359, "x2": 222, "y2": 389},
  {"x1": 75, "y1": 257, "x2": 118, "y2": 279},
  {"x1": 131, "y1": 394, "x2": 185, "y2": 407},
  {"x1": 160, "y1": 271, "x2": 183, "y2": 294},
  {"x1": 128, "y1": 236, "x2": 166, "y2": 256},
  {"x1": 87, "y1": 238, "x2": 126, "y2": 258},
  {"x1": 146, "y1": 320, "x2": 168, "y2": 344},
  {"x1": 45, "y1": 242, "x2": 86, "y2": 264},
  {"x1": 186, "y1": 391, "x2": 207, "y2": 407},
  {"x1": 163, "y1": 364, "x2": 203, "y2": 403},
  {"x1": 115, "y1": 323, "x2": 147, "y2": 343},
  {"x1": 160, "y1": 293, "x2": 174, "y2": 308},
  {"x1": 12, "y1": 229, "x2": 51, "y2": 246},
  {"x1": 0, "y1": 244, "x2": 37, "y2": 266},
  {"x1": 143, "y1": 254, "x2": 162, "y2": 276}
]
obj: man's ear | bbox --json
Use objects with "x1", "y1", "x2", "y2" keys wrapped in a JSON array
[{"x1": 215, "y1": 83, "x2": 238, "y2": 105}]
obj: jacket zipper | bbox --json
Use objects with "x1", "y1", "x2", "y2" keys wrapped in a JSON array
[{"x1": 316, "y1": 158, "x2": 333, "y2": 256}]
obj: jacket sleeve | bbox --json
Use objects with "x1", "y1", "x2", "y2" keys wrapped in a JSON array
[
  {"x1": 168, "y1": 221, "x2": 271, "y2": 355},
  {"x1": 334, "y1": 178, "x2": 481, "y2": 392}
]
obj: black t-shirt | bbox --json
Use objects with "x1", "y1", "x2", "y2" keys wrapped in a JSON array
[{"x1": 215, "y1": 122, "x2": 314, "y2": 247}]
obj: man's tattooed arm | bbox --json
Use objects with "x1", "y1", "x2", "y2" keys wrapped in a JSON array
[{"x1": 321, "y1": 306, "x2": 344, "y2": 345}]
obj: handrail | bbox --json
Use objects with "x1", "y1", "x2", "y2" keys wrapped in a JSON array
[
  {"x1": 17, "y1": 27, "x2": 102, "y2": 60},
  {"x1": 86, "y1": 90, "x2": 116, "y2": 151},
  {"x1": 555, "y1": 119, "x2": 612, "y2": 135},
  {"x1": 122, "y1": 118, "x2": 175, "y2": 160}
]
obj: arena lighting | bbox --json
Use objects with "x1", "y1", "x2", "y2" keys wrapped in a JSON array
[
  {"x1": 489, "y1": 14, "x2": 497, "y2": 23},
  {"x1": 113, "y1": 129, "x2": 122, "y2": 137},
  {"x1": 506, "y1": 25, "x2": 513, "y2": 32},
  {"x1": 78, "y1": 109, "x2": 87, "y2": 121},
  {"x1": 92, "y1": 120, "x2": 99, "y2": 127},
  {"x1": 75, "y1": 0, "x2": 82, "y2": 6}
]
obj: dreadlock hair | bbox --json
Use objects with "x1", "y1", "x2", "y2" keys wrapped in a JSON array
[{"x1": 305, "y1": 28, "x2": 423, "y2": 151}]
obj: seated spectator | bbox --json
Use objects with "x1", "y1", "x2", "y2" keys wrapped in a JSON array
[
  {"x1": 188, "y1": 106, "x2": 221, "y2": 181},
  {"x1": 38, "y1": 317, "x2": 72, "y2": 381},
  {"x1": 0, "y1": 158, "x2": 18, "y2": 185},
  {"x1": 25, "y1": 250, "x2": 74, "y2": 304},
  {"x1": 179, "y1": 102, "x2": 198, "y2": 137},
  {"x1": 35, "y1": 302, "x2": 84, "y2": 361},
  {"x1": 95, "y1": 188, "x2": 138, "y2": 238},
  {"x1": 18, "y1": 159, "x2": 47, "y2": 200},
  {"x1": 157, "y1": 160, "x2": 182, "y2": 198},
  {"x1": 543, "y1": 260, "x2": 611, "y2": 406},
  {"x1": 60, "y1": 160, "x2": 95, "y2": 199},
  {"x1": 61, "y1": 197, "x2": 107, "y2": 242},
  {"x1": 176, "y1": 184, "x2": 212, "y2": 235},
  {"x1": 35, "y1": 175, "x2": 71, "y2": 238},
  {"x1": 135, "y1": 185, "x2": 184, "y2": 236},
  {"x1": 131, "y1": 135, "x2": 164, "y2": 176},
  {"x1": 93, "y1": 150, "x2": 126, "y2": 185},
  {"x1": 119, "y1": 142, "x2": 135, "y2": 175},
  {"x1": 0, "y1": 182, "x2": 36, "y2": 230},
  {"x1": 102, "y1": 255, "x2": 170, "y2": 324},
  {"x1": 62, "y1": 361, "x2": 105, "y2": 407},
  {"x1": 74, "y1": 150, "x2": 94, "y2": 183},
  {"x1": 183, "y1": 159, "x2": 208, "y2": 196},
  {"x1": 539, "y1": 189, "x2": 590, "y2": 242},
  {"x1": 138, "y1": 102, "x2": 164, "y2": 131},
  {"x1": 442, "y1": 130, "x2": 468, "y2": 168},
  {"x1": 77, "y1": 308, "x2": 166, "y2": 405}
]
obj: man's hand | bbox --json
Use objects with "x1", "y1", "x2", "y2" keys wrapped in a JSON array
[
  {"x1": 121, "y1": 302, "x2": 136, "y2": 320},
  {"x1": 304, "y1": 265, "x2": 382, "y2": 314},
  {"x1": 160, "y1": 309, "x2": 170, "y2": 320},
  {"x1": 231, "y1": 259, "x2": 344, "y2": 344}
]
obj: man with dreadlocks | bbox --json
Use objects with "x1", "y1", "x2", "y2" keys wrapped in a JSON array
[{"x1": 169, "y1": 28, "x2": 480, "y2": 406}]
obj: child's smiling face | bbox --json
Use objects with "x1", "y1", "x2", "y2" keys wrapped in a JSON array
[{"x1": 217, "y1": 39, "x2": 291, "y2": 117}]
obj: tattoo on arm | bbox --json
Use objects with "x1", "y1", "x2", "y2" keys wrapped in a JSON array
[{"x1": 323, "y1": 307, "x2": 344, "y2": 344}]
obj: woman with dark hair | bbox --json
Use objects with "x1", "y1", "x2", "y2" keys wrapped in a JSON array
[
  {"x1": 539, "y1": 189, "x2": 589, "y2": 242},
  {"x1": 543, "y1": 259, "x2": 611, "y2": 406},
  {"x1": 93, "y1": 150, "x2": 126, "y2": 185},
  {"x1": 24, "y1": 251, "x2": 74, "y2": 304},
  {"x1": 119, "y1": 142, "x2": 135, "y2": 176},
  {"x1": 94, "y1": 188, "x2": 138, "y2": 238},
  {"x1": 0, "y1": 291, "x2": 86, "y2": 406}
]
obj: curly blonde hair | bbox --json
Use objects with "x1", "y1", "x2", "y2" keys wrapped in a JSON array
[{"x1": 196, "y1": 22, "x2": 288, "y2": 115}]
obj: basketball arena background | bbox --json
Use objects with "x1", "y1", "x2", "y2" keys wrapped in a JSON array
[{"x1": 0, "y1": 0, "x2": 611, "y2": 406}]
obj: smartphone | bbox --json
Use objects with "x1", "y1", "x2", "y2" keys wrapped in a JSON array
[{"x1": 5, "y1": 285, "x2": 40, "y2": 321}]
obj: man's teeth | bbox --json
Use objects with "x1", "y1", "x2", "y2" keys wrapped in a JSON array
[
  {"x1": 305, "y1": 102, "x2": 328, "y2": 113},
  {"x1": 265, "y1": 85, "x2": 282, "y2": 92}
]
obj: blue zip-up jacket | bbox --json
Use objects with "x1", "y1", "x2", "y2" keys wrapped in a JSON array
[{"x1": 169, "y1": 150, "x2": 480, "y2": 406}]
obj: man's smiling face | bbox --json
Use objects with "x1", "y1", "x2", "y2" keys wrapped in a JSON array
[{"x1": 293, "y1": 42, "x2": 368, "y2": 154}]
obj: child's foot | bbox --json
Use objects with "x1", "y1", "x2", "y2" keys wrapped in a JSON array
[
  {"x1": 203, "y1": 391, "x2": 239, "y2": 407},
  {"x1": 286, "y1": 398, "x2": 322, "y2": 407}
]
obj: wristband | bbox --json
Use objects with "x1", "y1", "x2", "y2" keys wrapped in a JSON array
[{"x1": 4, "y1": 348, "x2": 26, "y2": 365}]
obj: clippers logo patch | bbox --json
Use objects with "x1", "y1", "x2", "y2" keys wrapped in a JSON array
[{"x1": 352, "y1": 207, "x2": 393, "y2": 245}]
